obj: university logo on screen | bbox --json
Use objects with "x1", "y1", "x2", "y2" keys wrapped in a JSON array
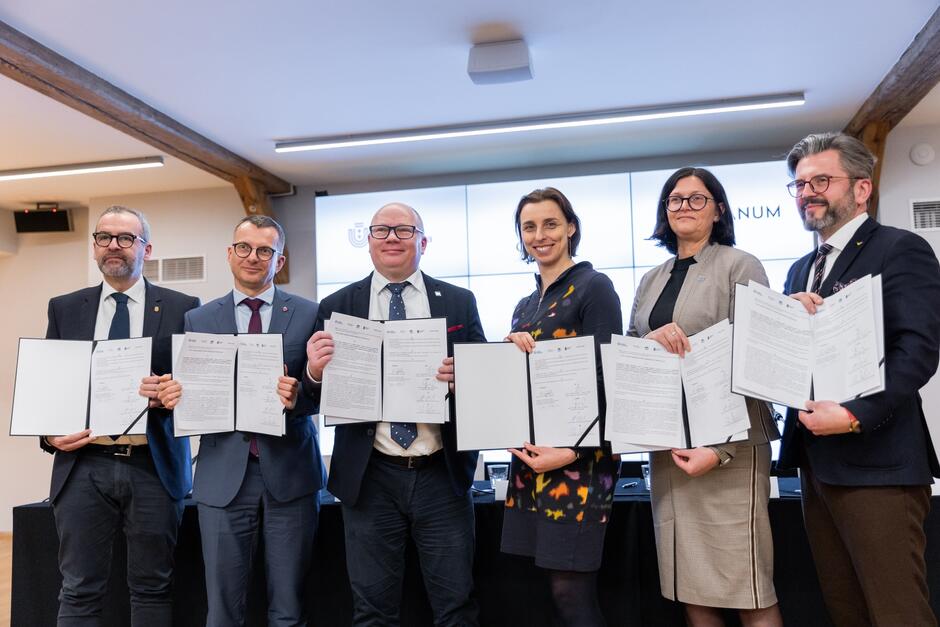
[{"x1": 348, "y1": 222, "x2": 368, "y2": 248}]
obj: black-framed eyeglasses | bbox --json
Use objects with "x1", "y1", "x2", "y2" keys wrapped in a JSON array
[
  {"x1": 93, "y1": 232, "x2": 147, "y2": 248},
  {"x1": 369, "y1": 224, "x2": 423, "y2": 240},
  {"x1": 786, "y1": 175, "x2": 858, "y2": 197},
  {"x1": 231, "y1": 242, "x2": 280, "y2": 261},
  {"x1": 664, "y1": 194, "x2": 713, "y2": 212}
]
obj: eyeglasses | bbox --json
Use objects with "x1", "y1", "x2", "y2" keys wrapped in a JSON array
[
  {"x1": 664, "y1": 194, "x2": 713, "y2": 212},
  {"x1": 786, "y1": 175, "x2": 858, "y2": 197},
  {"x1": 369, "y1": 224, "x2": 423, "y2": 240},
  {"x1": 231, "y1": 242, "x2": 280, "y2": 261},
  {"x1": 93, "y1": 232, "x2": 147, "y2": 248}
]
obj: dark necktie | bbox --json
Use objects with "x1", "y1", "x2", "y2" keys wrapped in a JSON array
[
  {"x1": 810, "y1": 243, "x2": 834, "y2": 294},
  {"x1": 386, "y1": 282, "x2": 418, "y2": 450},
  {"x1": 108, "y1": 293, "x2": 130, "y2": 340},
  {"x1": 241, "y1": 297, "x2": 265, "y2": 456}
]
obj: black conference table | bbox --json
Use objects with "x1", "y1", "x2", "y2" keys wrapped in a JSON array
[{"x1": 12, "y1": 476, "x2": 940, "y2": 626}]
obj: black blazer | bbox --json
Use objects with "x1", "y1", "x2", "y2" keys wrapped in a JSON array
[
  {"x1": 306, "y1": 272, "x2": 486, "y2": 506},
  {"x1": 779, "y1": 217, "x2": 940, "y2": 485},
  {"x1": 41, "y1": 280, "x2": 200, "y2": 501}
]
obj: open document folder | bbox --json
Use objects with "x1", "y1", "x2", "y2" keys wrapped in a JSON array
[
  {"x1": 10, "y1": 337, "x2": 151, "y2": 437},
  {"x1": 452, "y1": 335, "x2": 601, "y2": 451},
  {"x1": 602, "y1": 320, "x2": 750, "y2": 453},
  {"x1": 731, "y1": 275, "x2": 884, "y2": 408},
  {"x1": 319, "y1": 312, "x2": 449, "y2": 426},
  {"x1": 171, "y1": 332, "x2": 287, "y2": 437}
]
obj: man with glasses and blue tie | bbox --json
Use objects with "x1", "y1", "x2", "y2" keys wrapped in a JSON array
[
  {"x1": 41, "y1": 205, "x2": 200, "y2": 626},
  {"x1": 304, "y1": 202, "x2": 485, "y2": 626},
  {"x1": 157, "y1": 215, "x2": 322, "y2": 626},
  {"x1": 779, "y1": 132, "x2": 940, "y2": 626}
]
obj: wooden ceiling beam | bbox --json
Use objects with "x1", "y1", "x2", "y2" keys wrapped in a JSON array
[
  {"x1": 842, "y1": 8, "x2": 940, "y2": 217},
  {"x1": 0, "y1": 19, "x2": 291, "y2": 194}
]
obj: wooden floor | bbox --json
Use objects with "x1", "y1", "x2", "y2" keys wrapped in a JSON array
[{"x1": 0, "y1": 533, "x2": 10, "y2": 627}]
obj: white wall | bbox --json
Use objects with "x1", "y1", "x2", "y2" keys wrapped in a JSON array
[
  {"x1": 0, "y1": 186, "x2": 249, "y2": 531},
  {"x1": 879, "y1": 123, "x2": 940, "y2": 444}
]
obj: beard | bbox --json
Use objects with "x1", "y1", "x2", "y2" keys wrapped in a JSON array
[
  {"x1": 97, "y1": 252, "x2": 138, "y2": 278},
  {"x1": 799, "y1": 187, "x2": 856, "y2": 233}
]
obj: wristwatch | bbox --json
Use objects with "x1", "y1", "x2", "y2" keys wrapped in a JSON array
[{"x1": 708, "y1": 446, "x2": 734, "y2": 466}]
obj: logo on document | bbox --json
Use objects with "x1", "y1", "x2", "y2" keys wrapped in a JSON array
[{"x1": 348, "y1": 222, "x2": 368, "y2": 248}]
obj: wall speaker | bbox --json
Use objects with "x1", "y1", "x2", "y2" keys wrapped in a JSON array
[{"x1": 14, "y1": 208, "x2": 73, "y2": 233}]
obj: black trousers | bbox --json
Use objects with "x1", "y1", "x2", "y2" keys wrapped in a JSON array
[{"x1": 52, "y1": 449, "x2": 183, "y2": 627}]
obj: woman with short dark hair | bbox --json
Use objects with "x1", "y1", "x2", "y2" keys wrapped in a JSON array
[{"x1": 630, "y1": 168, "x2": 782, "y2": 627}]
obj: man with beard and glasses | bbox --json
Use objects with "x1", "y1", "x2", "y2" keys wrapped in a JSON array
[
  {"x1": 779, "y1": 132, "x2": 940, "y2": 626},
  {"x1": 41, "y1": 205, "x2": 200, "y2": 626}
]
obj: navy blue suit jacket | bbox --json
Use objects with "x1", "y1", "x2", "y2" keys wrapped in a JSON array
[
  {"x1": 42, "y1": 280, "x2": 200, "y2": 501},
  {"x1": 779, "y1": 217, "x2": 940, "y2": 485},
  {"x1": 187, "y1": 288, "x2": 323, "y2": 508},
  {"x1": 307, "y1": 272, "x2": 485, "y2": 506}
]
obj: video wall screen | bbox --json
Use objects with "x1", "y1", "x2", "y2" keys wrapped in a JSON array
[{"x1": 314, "y1": 160, "x2": 814, "y2": 458}]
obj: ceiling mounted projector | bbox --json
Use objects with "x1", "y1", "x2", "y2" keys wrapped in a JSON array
[{"x1": 468, "y1": 39, "x2": 533, "y2": 85}]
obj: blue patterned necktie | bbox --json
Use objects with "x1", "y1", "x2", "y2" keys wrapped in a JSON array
[
  {"x1": 810, "y1": 243, "x2": 834, "y2": 294},
  {"x1": 386, "y1": 282, "x2": 418, "y2": 449},
  {"x1": 108, "y1": 293, "x2": 130, "y2": 340}
]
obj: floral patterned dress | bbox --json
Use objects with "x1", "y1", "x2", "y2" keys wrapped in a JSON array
[{"x1": 500, "y1": 261, "x2": 623, "y2": 572}]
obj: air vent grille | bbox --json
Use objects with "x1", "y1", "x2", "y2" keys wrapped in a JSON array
[
  {"x1": 912, "y1": 199, "x2": 940, "y2": 231},
  {"x1": 145, "y1": 256, "x2": 206, "y2": 283}
]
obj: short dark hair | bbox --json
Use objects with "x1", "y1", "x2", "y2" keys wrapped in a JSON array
[
  {"x1": 514, "y1": 187, "x2": 582, "y2": 263},
  {"x1": 650, "y1": 167, "x2": 736, "y2": 255},
  {"x1": 235, "y1": 215, "x2": 286, "y2": 250}
]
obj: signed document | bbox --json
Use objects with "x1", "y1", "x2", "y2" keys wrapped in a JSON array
[
  {"x1": 172, "y1": 333, "x2": 239, "y2": 436},
  {"x1": 732, "y1": 276, "x2": 883, "y2": 408},
  {"x1": 529, "y1": 336, "x2": 600, "y2": 447},
  {"x1": 10, "y1": 337, "x2": 152, "y2": 437},
  {"x1": 235, "y1": 334, "x2": 286, "y2": 436},
  {"x1": 319, "y1": 314, "x2": 385, "y2": 422}
]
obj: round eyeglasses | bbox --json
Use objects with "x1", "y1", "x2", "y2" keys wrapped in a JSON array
[
  {"x1": 786, "y1": 175, "x2": 858, "y2": 197},
  {"x1": 93, "y1": 232, "x2": 146, "y2": 248},
  {"x1": 231, "y1": 242, "x2": 280, "y2": 261},
  {"x1": 664, "y1": 194, "x2": 713, "y2": 212}
]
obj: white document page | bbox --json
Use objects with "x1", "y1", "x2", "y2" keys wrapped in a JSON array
[
  {"x1": 603, "y1": 335, "x2": 684, "y2": 448},
  {"x1": 453, "y1": 343, "x2": 531, "y2": 451},
  {"x1": 382, "y1": 318, "x2": 448, "y2": 424},
  {"x1": 528, "y1": 336, "x2": 600, "y2": 447},
  {"x1": 319, "y1": 313, "x2": 385, "y2": 422},
  {"x1": 10, "y1": 339, "x2": 92, "y2": 436},
  {"x1": 872, "y1": 275, "x2": 885, "y2": 390},
  {"x1": 89, "y1": 337, "x2": 152, "y2": 436},
  {"x1": 173, "y1": 332, "x2": 238, "y2": 436},
  {"x1": 731, "y1": 282, "x2": 814, "y2": 408},
  {"x1": 811, "y1": 275, "x2": 883, "y2": 402},
  {"x1": 601, "y1": 343, "x2": 671, "y2": 454},
  {"x1": 235, "y1": 334, "x2": 285, "y2": 436},
  {"x1": 171, "y1": 335, "x2": 228, "y2": 437},
  {"x1": 680, "y1": 320, "x2": 750, "y2": 447}
]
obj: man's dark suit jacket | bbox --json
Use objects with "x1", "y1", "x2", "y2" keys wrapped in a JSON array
[
  {"x1": 186, "y1": 288, "x2": 323, "y2": 508},
  {"x1": 41, "y1": 280, "x2": 200, "y2": 501},
  {"x1": 307, "y1": 272, "x2": 486, "y2": 506},
  {"x1": 779, "y1": 217, "x2": 940, "y2": 485}
]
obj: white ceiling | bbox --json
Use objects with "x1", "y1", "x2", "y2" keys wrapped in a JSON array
[{"x1": 0, "y1": 0, "x2": 937, "y2": 209}]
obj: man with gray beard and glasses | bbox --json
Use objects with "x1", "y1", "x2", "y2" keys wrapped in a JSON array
[{"x1": 40, "y1": 205, "x2": 199, "y2": 626}]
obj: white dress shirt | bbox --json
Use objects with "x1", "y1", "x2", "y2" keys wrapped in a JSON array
[
  {"x1": 368, "y1": 270, "x2": 444, "y2": 457},
  {"x1": 804, "y1": 213, "x2": 869, "y2": 292},
  {"x1": 93, "y1": 277, "x2": 148, "y2": 445}
]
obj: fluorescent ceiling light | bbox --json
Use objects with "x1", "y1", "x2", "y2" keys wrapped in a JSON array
[
  {"x1": 0, "y1": 156, "x2": 164, "y2": 182},
  {"x1": 275, "y1": 93, "x2": 805, "y2": 153}
]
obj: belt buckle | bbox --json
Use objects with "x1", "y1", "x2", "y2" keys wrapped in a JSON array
[
  {"x1": 114, "y1": 444, "x2": 132, "y2": 457},
  {"x1": 407, "y1": 456, "x2": 416, "y2": 469}
]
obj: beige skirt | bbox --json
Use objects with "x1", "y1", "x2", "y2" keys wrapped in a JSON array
[{"x1": 649, "y1": 442, "x2": 777, "y2": 609}]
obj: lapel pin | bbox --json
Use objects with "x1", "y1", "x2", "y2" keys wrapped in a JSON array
[
  {"x1": 856, "y1": 241, "x2": 864, "y2": 246},
  {"x1": 153, "y1": 306, "x2": 160, "y2": 312},
  {"x1": 434, "y1": 290, "x2": 442, "y2": 297},
  {"x1": 282, "y1": 306, "x2": 289, "y2": 312}
]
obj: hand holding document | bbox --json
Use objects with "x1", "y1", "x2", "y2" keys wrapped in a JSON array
[
  {"x1": 602, "y1": 320, "x2": 749, "y2": 451},
  {"x1": 11, "y1": 337, "x2": 151, "y2": 436},
  {"x1": 320, "y1": 313, "x2": 448, "y2": 425},
  {"x1": 731, "y1": 276, "x2": 883, "y2": 407},
  {"x1": 453, "y1": 336, "x2": 600, "y2": 451}
]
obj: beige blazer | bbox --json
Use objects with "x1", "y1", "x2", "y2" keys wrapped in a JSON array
[{"x1": 629, "y1": 243, "x2": 779, "y2": 449}]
